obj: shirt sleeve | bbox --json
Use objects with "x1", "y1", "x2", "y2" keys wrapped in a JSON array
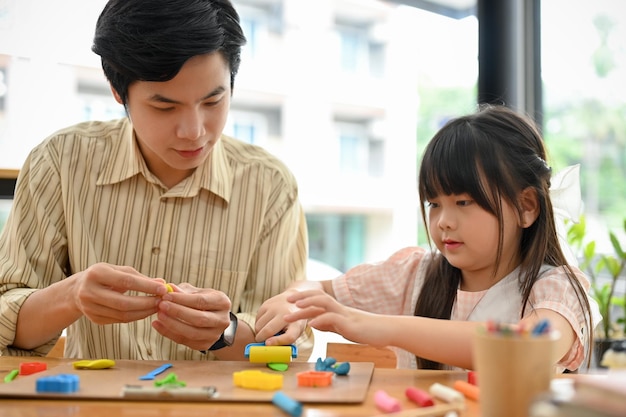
[
  {"x1": 529, "y1": 266, "x2": 598, "y2": 371},
  {"x1": 236, "y1": 185, "x2": 311, "y2": 356},
  {"x1": 0, "y1": 143, "x2": 68, "y2": 356},
  {"x1": 332, "y1": 246, "x2": 426, "y2": 315}
]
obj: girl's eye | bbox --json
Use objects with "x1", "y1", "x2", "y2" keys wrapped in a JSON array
[
  {"x1": 154, "y1": 107, "x2": 174, "y2": 112},
  {"x1": 457, "y1": 200, "x2": 473, "y2": 207},
  {"x1": 427, "y1": 201, "x2": 439, "y2": 208}
]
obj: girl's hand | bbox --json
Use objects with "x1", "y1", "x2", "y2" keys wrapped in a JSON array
[
  {"x1": 255, "y1": 289, "x2": 308, "y2": 346},
  {"x1": 284, "y1": 289, "x2": 389, "y2": 347}
]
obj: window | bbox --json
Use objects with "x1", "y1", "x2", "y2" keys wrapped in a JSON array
[
  {"x1": 542, "y1": 0, "x2": 626, "y2": 251},
  {"x1": 307, "y1": 213, "x2": 366, "y2": 273}
]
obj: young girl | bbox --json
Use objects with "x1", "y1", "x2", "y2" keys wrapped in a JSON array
[{"x1": 279, "y1": 105, "x2": 599, "y2": 371}]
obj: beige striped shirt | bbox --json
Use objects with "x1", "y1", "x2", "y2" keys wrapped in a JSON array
[{"x1": 0, "y1": 118, "x2": 310, "y2": 360}]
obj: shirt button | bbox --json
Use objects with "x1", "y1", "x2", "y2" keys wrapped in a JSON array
[{"x1": 152, "y1": 247, "x2": 160, "y2": 255}]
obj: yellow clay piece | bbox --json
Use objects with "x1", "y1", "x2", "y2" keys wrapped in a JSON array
[
  {"x1": 233, "y1": 370, "x2": 283, "y2": 390},
  {"x1": 165, "y1": 283, "x2": 174, "y2": 293},
  {"x1": 72, "y1": 359, "x2": 116, "y2": 370}
]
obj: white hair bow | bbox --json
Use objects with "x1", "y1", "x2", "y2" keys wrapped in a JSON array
[{"x1": 550, "y1": 164, "x2": 583, "y2": 266}]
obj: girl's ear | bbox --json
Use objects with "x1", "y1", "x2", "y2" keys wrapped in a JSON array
[{"x1": 519, "y1": 187, "x2": 540, "y2": 228}]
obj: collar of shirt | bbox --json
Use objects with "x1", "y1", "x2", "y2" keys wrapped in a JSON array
[{"x1": 95, "y1": 118, "x2": 232, "y2": 202}]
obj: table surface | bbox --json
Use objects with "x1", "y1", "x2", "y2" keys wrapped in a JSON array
[{"x1": 0, "y1": 356, "x2": 480, "y2": 417}]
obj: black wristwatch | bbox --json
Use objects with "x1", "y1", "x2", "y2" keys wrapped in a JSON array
[{"x1": 201, "y1": 312, "x2": 238, "y2": 353}]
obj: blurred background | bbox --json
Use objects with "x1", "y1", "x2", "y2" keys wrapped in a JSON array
[{"x1": 0, "y1": 0, "x2": 624, "y2": 275}]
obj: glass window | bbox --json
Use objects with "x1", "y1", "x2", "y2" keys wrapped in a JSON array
[{"x1": 542, "y1": 0, "x2": 626, "y2": 252}]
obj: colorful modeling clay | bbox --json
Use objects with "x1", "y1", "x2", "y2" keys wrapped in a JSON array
[
  {"x1": 272, "y1": 391, "x2": 302, "y2": 417},
  {"x1": 165, "y1": 283, "x2": 174, "y2": 293},
  {"x1": 19, "y1": 362, "x2": 47, "y2": 376},
  {"x1": 405, "y1": 386, "x2": 435, "y2": 406},
  {"x1": 374, "y1": 389, "x2": 402, "y2": 413},
  {"x1": 452, "y1": 380, "x2": 480, "y2": 401},
  {"x1": 429, "y1": 383, "x2": 464, "y2": 403},
  {"x1": 72, "y1": 359, "x2": 116, "y2": 370},
  {"x1": 4, "y1": 369, "x2": 18, "y2": 383},
  {"x1": 36, "y1": 374, "x2": 80, "y2": 393},
  {"x1": 315, "y1": 357, "x2": 351, "y2": 375},
  {"x1": 233, "y1": 370, "x2": 283, "y2": 390},
  {"x1": 154, "y1": 373, "x2": 186, "y2": 388},
  {"x1": 296, "y1": 371, "x2": 334, "y2": 387}
]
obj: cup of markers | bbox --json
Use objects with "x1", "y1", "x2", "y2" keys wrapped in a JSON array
[{"x1": 472, "y1": 319, "x2": 560, "y2": 417}]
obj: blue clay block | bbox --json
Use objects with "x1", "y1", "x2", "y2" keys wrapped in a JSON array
[{"x1": 36, "y1": 374, "x2": 80, "y2": 393}]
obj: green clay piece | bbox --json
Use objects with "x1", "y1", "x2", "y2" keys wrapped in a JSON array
[
  {"x1": 154, "y1": 372, "x2": 187, "y2": 388},
  {"x1": 267, "y1": 363, "x2": 289, "y2": 372}
]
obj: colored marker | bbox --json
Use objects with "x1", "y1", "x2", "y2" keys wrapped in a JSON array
[{"x1": 532, "y1": 319, "x2": 550, "y2": 336}]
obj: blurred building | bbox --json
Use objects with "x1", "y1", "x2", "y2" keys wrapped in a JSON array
[{"x1": 0, "y1": 0, "x2": 427, "y2": 272}]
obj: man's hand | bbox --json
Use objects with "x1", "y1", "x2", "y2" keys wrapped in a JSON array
[
  {"x1": 152, "y1": 283, "x2": 232, "y2": 351},
  {"x1": 71, "y1": 263, "x2": 168, "y2": 325}
]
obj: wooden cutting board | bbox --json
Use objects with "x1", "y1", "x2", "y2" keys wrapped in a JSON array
[{"x1": 0, "y1": 360, "x2": 374, "y2": 403}]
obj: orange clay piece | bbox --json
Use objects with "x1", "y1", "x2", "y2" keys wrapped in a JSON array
[
  {"x1": 233, "y1": 370, "x2": 283, "y2": 391},
  {"x1": 453, "y1": 379, "x2": 480, "y2": 401},
  {"x1": 296, "y1": 371, "x2": 334, "y2": 388}
]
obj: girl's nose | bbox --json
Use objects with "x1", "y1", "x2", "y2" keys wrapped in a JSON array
[{"x1": 437, "y1": 208, "x2": 456, "y2": 230}]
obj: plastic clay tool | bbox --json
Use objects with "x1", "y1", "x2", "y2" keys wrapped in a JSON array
[
  {"x1": 296, "y1": 371, "x2": 334, "y2": 388},
  {"x1": 72, "y1": 359, "x2": 116, "y2": 370},
  {"x1": 122, "y1": 385, "x2": 218, "y2": 400},
  {"x1": 138, "y1": 363, "x2": 173, "y2": 380},
  {"x1": 244, "y1": 343, "x2": 297, "y2": 363}
]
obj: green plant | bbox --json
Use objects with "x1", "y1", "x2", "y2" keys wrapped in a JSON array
[{"x1": 567, "y1": 216, "x2": 626, "y2": 339}]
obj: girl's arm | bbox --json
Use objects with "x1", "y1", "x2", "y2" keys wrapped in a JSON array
[{"x1": 285, "y1": 290, "x2": 576, "y2": 370}]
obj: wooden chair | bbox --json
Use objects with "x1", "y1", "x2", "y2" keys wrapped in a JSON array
[
  {"x1": 47, "y1": 335, "x2": 65, "y2": 358},
  {"x1": 326, "y1": 342, "x2": 397, "y2": 368}
]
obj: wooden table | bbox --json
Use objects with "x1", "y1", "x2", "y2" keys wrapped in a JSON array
[{"x1": 0, "y1": 356, "x2": 480, "y2": 417}]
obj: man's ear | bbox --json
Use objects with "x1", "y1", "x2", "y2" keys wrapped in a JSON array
[
  {"x1": 110, "y1": 84, "x2": 124, "y2": 105},
  {"x1": 519, "y1": 187, "x2": 540, "y2": 228}
]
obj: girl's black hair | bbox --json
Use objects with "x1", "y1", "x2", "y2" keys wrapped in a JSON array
[
  {"x1": 414, "y1": 105, "x2": 593, "y2": 370},
  {"x1": 92, "y1": 0, "x2": 246, "y2": 104}
]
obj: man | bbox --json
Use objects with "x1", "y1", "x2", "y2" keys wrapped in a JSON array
[{"x1": 0, "y1": 0, "x2": 310, "y2": 360}]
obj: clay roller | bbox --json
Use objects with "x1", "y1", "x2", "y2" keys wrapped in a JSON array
[{"x1": 244, "y1": 343, "x2": 298, "y2": 363}]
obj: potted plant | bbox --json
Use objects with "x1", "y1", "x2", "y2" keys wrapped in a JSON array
[{"x1": 567, "y1": 215, "x2": 626, "y2": 367}]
